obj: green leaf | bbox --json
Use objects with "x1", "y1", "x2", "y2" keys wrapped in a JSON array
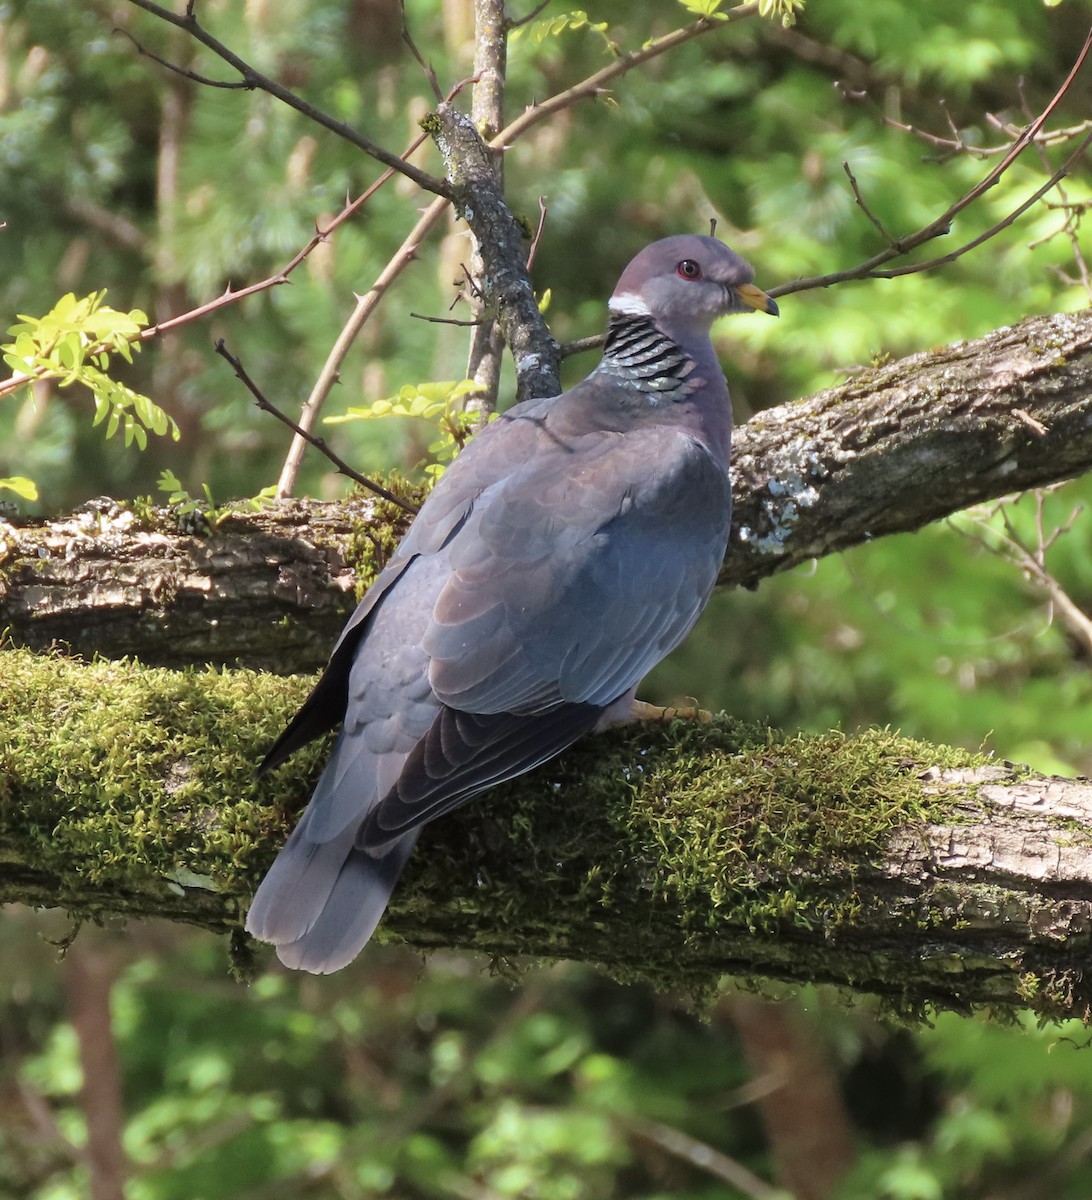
[
  {"x1": 12, "y1": 332, "x2": 38, "y2": 364},
  {"x1": 676, "y1": 0, "x2": 724, "y2": 15},
  {"x1": 757, "y1": 0, "x2": 804, "y2": 26},
  {"x1": 0, "y1": 476, "x2": 39, "y2": 501},
  {"x1": 511, "y1": 8, "x2": 611, "y2": 48}
]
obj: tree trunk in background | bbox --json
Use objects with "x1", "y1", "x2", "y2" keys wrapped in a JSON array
[
  {"x1": 152, "y1": 29, "x2": 196, "y2": 448},
  {"x1": 730, "y1": 996, "x2": 857, "y2": 1200},
  {"x1": 64, "y1": 940, "x2": 127, "y2": 1200}
]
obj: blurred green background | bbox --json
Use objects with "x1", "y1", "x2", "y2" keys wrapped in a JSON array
[{"x1": 2, "y1": 0, "x2": 1091, "y2": 1196}]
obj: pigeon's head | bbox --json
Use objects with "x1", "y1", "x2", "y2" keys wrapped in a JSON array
[{"x1": 608, "y1": 235, "x2": 778, "y2": 332}]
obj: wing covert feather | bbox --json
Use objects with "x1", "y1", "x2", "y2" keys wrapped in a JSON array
[{"x1": 425, "y1": 427, "x2": 731, "y2": 714}]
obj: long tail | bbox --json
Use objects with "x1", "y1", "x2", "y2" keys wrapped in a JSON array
[{"x1": 246, "y1": 822, "x2": 419, "y2": 974}]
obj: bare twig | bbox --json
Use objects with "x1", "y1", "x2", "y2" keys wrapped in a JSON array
[
  {"x1": 1001, "y1": 500, "x2": 1092, "y2": 656},
  {"x1": 623, "y1": 1115, "x2": 780, "y2": 1199},
  {"x1": 507, "y1": 0, "x2": 552, "y2": 31},
  {"x1": 1018, "y1": 79, "x2": 1092, "y2": 304},
  {"x1": 114, "y1": 26, "x2": 248, "y2": 88},
  {"x1": 409, "y1": 311, "x2": 485, "y2": 327},
  {"x1": 214, "y1": 340, "x2": 419, "y2": 514},
  {"x1": 953, "y1": 491, "x2": 1092, "y2": 658},
  {"x1": 400, "y1": 0, "x2": 444, "y2": 104},
  {"x1": 885, "y1": 111, "x2": 1092, "y2": 158},
  {"x1": 776, "y1": 25, "x2": 1092, "y2": 297},
  {"x1": 123, "y1": 0, "x2": 452, "y2": 197},
  {"x1": 491, "y1": 4, "x2": 759, "y2": 149},
  {"x1": 559, "y1": 333, "x2": 605, "y2": 359},
  {"x1": 0, "y1": 143, "x2": 431, "y2": 406},
  {"x1": 870, "y1": 130, "x2": 1092, "y2": 281},
  {"x1": 274, "y1": 195, "x2": 450, "y2": 497},
  {"x1": 526, "y1": 197, "x2": 548, "y2": 270},
  {"x1": 842, "y1": 161, "x2": 896, "y2": 244},
  {"x1": 147, "y1": 141, "x2": 430, "y2": 341}
]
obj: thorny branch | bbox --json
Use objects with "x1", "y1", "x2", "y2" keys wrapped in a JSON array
[
  {"x1": 273, "y1": 195, "x2": 451, "y2": 497},
  {"x1": 214, "y1": 341, "x2": 418, "y2": 514},
  {"x1": 489, "y1": 3, "x2": 761, "y2": 149}
]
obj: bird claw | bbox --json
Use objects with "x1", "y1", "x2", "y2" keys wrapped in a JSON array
[{"x1": 630, "y1": 699, "x2": 712, "y2": 724}]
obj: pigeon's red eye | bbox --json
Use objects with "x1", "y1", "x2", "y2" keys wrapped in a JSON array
[{"x1": 676, "y1": 259, "x2": 702, "y2": 280}]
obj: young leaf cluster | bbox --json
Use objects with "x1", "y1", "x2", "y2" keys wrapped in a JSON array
[
  {"x1": 326, "y1": 379, "x2": 495, "y2": 480},
  {"x1": 509, "y1": 9, "x2": 613, "y2": 51},
  {"x1": 2, "y1": 291, "x2": 179, "y2": 460}
]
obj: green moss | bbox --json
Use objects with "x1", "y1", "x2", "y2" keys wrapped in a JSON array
[
  {"x1": 386, "y1": 717, "x2": 993, "y2": 1005},
  {"x1": 0, "y1": 645, "x2": 323, "y2": 924},
  {"x1": 3, "y1": 645, "x2": 1053, "y2": 1014}
]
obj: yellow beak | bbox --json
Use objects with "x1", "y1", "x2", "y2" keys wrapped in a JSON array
[{"x1": 734, "y1": 282, "x2": 779, "y2": 317}]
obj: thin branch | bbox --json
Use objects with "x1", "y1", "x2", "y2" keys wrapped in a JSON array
[
  {"x1": 526, "y1": 197, "x2": 548, "y2": 270},
  {"x1": 0, "y1": 157, "x2": 414, "y2": 403},
  {"x1": 885, "y1": 110, "x2": 1092, "y2": 158},
  {"x1": 623, "y1": 1116, "x2": 780, "y2": 1199},
  {"x1": 507, "y1": 0, "x2": 552, "y2": 31},
  {"x1": 559, "y1": 333, "x2": 604, "y2": 359},
  {"x1": 491, "y1": 4, "x2": 759, "y2": 150},
  {"x1": 274, "y1": 195, "x2": 450, "y2": 497},
  {"x1": 400, "y1": 0, "x2": 444, "y2": 104},
  {"x1": 775, "y1": 24, "x2": 1092, "y2": 297},
  {"x1": 842, "y1": 161, "x2": 896, "y2": 244},
  {"x1": 409, "y1": 312, "x2": 486, "y2": 327},
  {"x1": 123, "y1": 0, "x2": 453, "y2": 197},
  {"x1": 114, "y1": 25, "x2": 249, "y2": 88},
  {"x1": 1018, "y1": 79, "x2": 1092, "y2": 304},
  {"x1": 1000, "y1": 502, "x2": 1092, "y2": 656},
  {"x1": 214, "y1": 340, "x2": 419, "y2": 514},
  {"x1": 868, "y1": 130, "x2": 1092, "y2": 281},
  {"x1": 145, "y1": 142, "x2": 430, "y2": 341}
]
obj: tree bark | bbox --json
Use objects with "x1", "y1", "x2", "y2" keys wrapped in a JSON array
[
  {"x1": 2, "y1": 310, "x2": 1092, "y2": 1017},
  {"x1": 2, "y1": 644, "x2": 1092, "y2": 1019},
  {"x1": 1, "y1": 309, "x2": 1089, "y2": 669}
]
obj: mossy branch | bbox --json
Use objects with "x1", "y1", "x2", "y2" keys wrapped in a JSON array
[
  {"x1": 2, "y1": 647, "x2": 1092, "y2": 1018},
  {"x1": 2, "y1": 310, "x2": 1091, "y2": 668}
]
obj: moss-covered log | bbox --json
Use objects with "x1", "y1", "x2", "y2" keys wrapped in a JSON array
[
  {"x1": 3, "y1": 648, "x2": 1091, "y2": 1019},
  {"x1": 1, "y1": 309, "x2": 1090, "y2": 670}
]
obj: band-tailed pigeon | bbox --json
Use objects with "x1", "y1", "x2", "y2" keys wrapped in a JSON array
[{"x1": 247, "y1": 235, "x2": 778, "y2": 973}]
